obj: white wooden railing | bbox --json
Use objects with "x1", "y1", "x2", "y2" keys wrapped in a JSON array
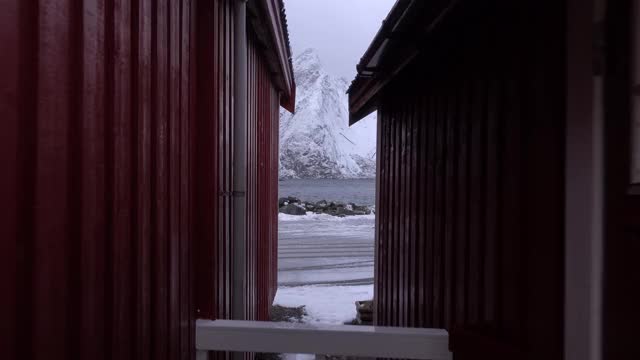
[{"x1": 196, "y1": 319, "x2": 452, "y2": 360}]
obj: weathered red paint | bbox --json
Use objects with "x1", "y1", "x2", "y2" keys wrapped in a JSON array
[
  {"x1": 194, "y1": 0, "x2": 235, "y2": 324},
  {"x1": 1, "y1": 0, "x2": 293, "y2": 359},
  {"x1": 193, "y1": 0, "x2": 285, "y2": 324},
  {"x1": 352, "y1": 1, "x2": 566, "y2": 359},
  {"x1": 1, "y1": 1, "x2": 195, "y2": 359},
  {"x1": 247, "y1": 34, "x2": 281, "y2": 320}
]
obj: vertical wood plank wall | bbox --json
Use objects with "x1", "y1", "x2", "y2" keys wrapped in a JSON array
[
  {"x1": 194, "y1": 0, "x2": 235, "y2": 323},
  {"x1": 1, "y1": 1, "x2": 195, "y2": 359},
  {"x1": 1, "y1": 0, "x2": 284, "y2": 359},
  {"x1": 195, "y1": 0, "x2": 281, "y2": 324},
  {"x1": 374, "y1": 1, "x2": 565, "y2": 358},
  {"x1": 247, "y1": 35, "x2": 281, "y2": 321},
  {"x1": 602, "y1": 0, "x2": 640, "y2": 358}
]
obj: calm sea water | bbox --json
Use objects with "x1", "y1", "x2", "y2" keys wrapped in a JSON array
[{"x1": 278, "y1": 179, "x2": 376, "y2": 206}]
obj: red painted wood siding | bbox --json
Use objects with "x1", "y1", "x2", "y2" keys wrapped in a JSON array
[
  {"x1": 1, "y1": 1, "x2": 195, "y2": 360},
  {"x1": 194, "y1": 0, "x2": 280, "y2": 325},
  {"x1": 374, "y1": 2, "x2": 565, "y2": 358},
  {"x1": 247, "y1": 34, "x2": 281, "y2": 321},
  {"x1": 194, "y1": 0, "x2": 235, "y2": 322},
  {"x1": 2, "y1": 0, "x2": 285, "y2": 359}
]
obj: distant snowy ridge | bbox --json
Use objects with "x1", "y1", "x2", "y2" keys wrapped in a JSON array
[{"x1": 279, "y1": 48, "x2": 377, "y2": 179}]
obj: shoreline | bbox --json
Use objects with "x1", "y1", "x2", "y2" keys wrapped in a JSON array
[{"x1": 278, "y1": 196, "x2": 374, "y2": 217}]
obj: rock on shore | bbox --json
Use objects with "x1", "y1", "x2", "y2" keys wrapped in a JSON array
[{"x1": 278, "y1": 196, "x2": 373, "y2": 217}]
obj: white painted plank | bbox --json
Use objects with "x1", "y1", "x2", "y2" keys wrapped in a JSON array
[
  {"x1": 196, "y1": 319, "x2": 451, "y2": 360},
  {"x1": 196, "y1": 350, "x2": 208, "y2": 360}
]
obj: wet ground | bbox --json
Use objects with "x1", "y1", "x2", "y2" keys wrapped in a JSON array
[{"x1": 277, "y1": 213, "x2": 374, "y2": 286}]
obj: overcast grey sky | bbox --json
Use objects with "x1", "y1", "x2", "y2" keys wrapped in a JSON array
[{"x1": 284, "y1": 0, "x2": 397, "y2": 80}]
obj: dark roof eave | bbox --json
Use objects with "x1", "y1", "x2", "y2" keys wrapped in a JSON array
[
  {"x1": 271, "y1": 0, "x2": 296, "y2": 112},
  {"x1": 348, "y1": 0, "x2": 457, "y2": 124},
  {"x1": 280, "y1": 85, "x2": 296, "y2": 113},
  {"x1": 249, "y1": 0, "x2": 296, "y2": 113},
  {"x1": 351, "y1": 0, "x2": 414, "y2": 83},
  {"x1": 349, "y1": 102, "x2": 378, "y2": 126}
]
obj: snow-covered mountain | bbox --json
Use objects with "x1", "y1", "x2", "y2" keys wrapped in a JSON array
[{"x1": 279, "y1": 48, "x2": 377, "y2": 179}]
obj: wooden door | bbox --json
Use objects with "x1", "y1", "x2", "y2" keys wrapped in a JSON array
[{"x1": 602, "y1": 0, "x2": 640, "y2": 358}]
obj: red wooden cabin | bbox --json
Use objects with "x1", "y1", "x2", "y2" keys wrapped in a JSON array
[
  {"x1": 1, "y1": 1, "x2": 294, "y2": 359},
  {"x1": 349, "y1": 0, "x2": 640, "y2": 359}
]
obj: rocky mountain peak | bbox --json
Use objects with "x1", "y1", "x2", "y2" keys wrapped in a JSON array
[
  {"x1": 295, "y1": 48, "x2": 322, "y2": 68},
  {"x1": 293, "y1": 48, "x2": 325, "y2": 92},
  {"x1": 279, "y1": 50, "x2": 377, "y2": 179}
]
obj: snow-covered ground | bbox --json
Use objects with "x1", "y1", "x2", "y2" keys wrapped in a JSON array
[
  {"x1": 275, "y1": 185, "x2": 376, "y2": 359},
  {"x1": 274, "y1": 282, "x2": 373, "y2": 360},
  {"x1": 274, "y1": 284, "x2": 373, "y2": 324},
  {"x1": 276, "y1": 212, "x2": 375, "y2": 321}
]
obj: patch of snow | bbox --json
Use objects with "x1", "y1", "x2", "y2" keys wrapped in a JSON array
[{"x1": 274, "y1": 285, "x2": 374, "y2": 325}]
